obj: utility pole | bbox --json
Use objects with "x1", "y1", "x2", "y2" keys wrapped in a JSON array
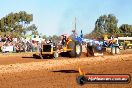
[
  {"x1": 72, "y1": 17, "x2": 77, "y2": 36},
  {"x1": 75, "y1": 17, "x2": 77, "y2": 32}
]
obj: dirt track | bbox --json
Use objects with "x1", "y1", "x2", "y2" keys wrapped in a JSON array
[{"x1": 0, "y1": 50, "x2": 132, "y2": 88}]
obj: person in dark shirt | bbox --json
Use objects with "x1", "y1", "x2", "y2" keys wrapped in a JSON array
[{"x1": 61, "y1": 35, "x2": 67, "y2": 46}]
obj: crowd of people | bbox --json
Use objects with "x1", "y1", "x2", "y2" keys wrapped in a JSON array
[
  {"x1": 0, "y1": 35, "x2": 41, "y2": 53},
  {"x1": 0, "y1": 34, "x2": 78, "y2": 53}
]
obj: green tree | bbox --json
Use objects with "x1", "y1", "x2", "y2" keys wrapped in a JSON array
[
  {"x1": 93, "y1": 14, "x2": 120, "y2": 37},
  {"x1": 26, "y1": 24, "x2": 38, "y2": 35},
  {"x1": 43, "y1": 35, "x2": 47, "y2": 40},
  {"x1": 52, "y1": 35, "x2": 61, "y2": 43},
  {"x1": 119, "y1": 24, "x2": 132, "y2": 36},
  {"x1": 0, "y1": 11, "x2": 36, "y2": 38}
]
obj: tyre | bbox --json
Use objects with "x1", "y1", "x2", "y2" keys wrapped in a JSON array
[
  {"x1": 86, "y1": 45, "x2": 94, "y2": 57},
  {"x1": 60, "y1": 52, "x2": 69, "y2": 57},
  {"x1": 43, "y1": 54, "x2": 53, "y2": 59},
  {"x1": 67, "y1": 41, "x2": 82, "y2": 57},
  {"x1": 54, "y1": 51, "x2": 59, "y2": 58},
  {"x1": 124, "y1": 45, "x2": 127, "y2": 50}
]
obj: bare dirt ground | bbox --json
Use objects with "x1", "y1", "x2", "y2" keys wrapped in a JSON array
[{"x1": 0, "y1": 49, "x2": 132, "y2": 88}]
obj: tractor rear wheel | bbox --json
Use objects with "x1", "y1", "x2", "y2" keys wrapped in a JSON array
[
  {"x1": 67, "y1": 41, "x2": 82, "y2": 57},
  {"x1": 86, "y1": 44, "x2": 94, "y2": 57}
]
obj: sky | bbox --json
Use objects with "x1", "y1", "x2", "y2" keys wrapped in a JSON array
[{"x1": 0, "y1": 0, "x2": 132, "y2": 36}]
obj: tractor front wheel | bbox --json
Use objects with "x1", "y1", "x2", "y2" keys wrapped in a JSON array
[{"x1": 54, "y1": 51, "x2": 59, "y2": 58}]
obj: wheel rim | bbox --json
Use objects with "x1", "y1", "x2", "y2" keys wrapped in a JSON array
[
  {"x1": 54, "y1": 52, "x2": 59, "y2": 58},
  {"x1": 76, "y1": 45, "x2": 81, "y2": 55}
]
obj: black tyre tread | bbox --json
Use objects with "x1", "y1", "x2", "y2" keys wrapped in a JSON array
[
  {"x1": 86, "y1": 45, "x2": 94, "y2": 57},
  {"x1": 67, "y1": 41, "x2": 82, "y2": 57},
  {"x1": 33, "y1": 54, "x2": 41, "y2": 59},
  {"x1": 68, "y1": 41, "x2": 76, "y2": 57}
]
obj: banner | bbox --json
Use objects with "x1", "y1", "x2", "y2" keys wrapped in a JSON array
[{"x1": 2, "y1": 46, "x2": 14, "y2": 52}]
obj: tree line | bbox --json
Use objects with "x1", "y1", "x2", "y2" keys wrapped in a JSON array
[
  {"x1": 0, "y1": 11, "x2": 131, "y2": 40},
  {"x1": 85, "y1": 14, "x2": 132, "y2": 39},
  {"x1": 0, "y1": 11, "x2": 38, "y2": 38},
  {"x1": 0, "y1": 11, "x2": 61, "y2": 42}
]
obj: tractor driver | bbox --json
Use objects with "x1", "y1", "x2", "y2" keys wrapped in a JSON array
[
  {"x1": 61, "y1": 35, "x2": 67, "y2": 46},
  {"x1": 61, "y1": 34, "x2": 71, "y2": 46}
]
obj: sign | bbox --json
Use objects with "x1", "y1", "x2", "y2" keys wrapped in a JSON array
[{"x1": 2, "y1": 46, "x2": 14, "y2": 52}]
